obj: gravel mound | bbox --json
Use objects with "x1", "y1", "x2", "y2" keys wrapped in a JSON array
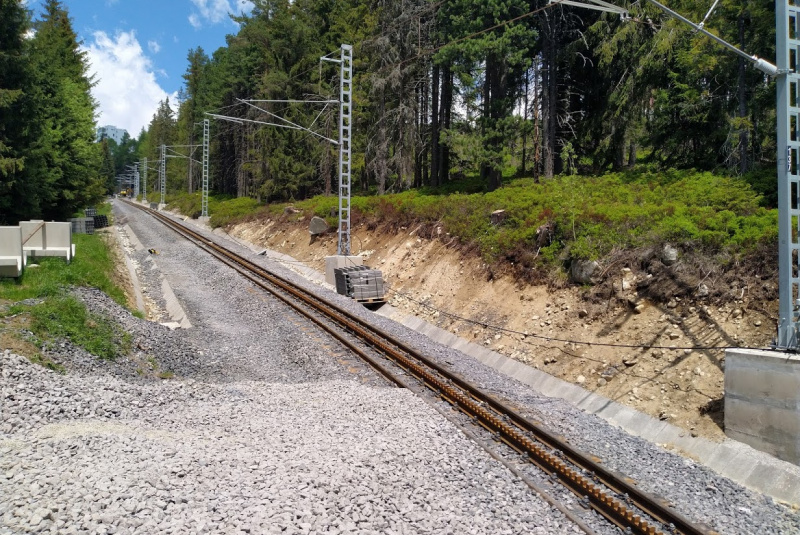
[{"x1": 1, "y1": 350, "x2": 574, "y2": 534}]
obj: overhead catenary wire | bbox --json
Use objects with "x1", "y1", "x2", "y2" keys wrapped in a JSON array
[
  {"x1": 246, "y1": 248, "x2": 759, "y2": 354},
  {"x1": 385, "y1": 286, "x2": 758, "y2": 352}
]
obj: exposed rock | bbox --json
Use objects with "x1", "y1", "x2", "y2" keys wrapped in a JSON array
[
  {"x1": 308, "y1": 216, "x2": 328, "y2": 235},
  {"x1": 570, "y1": 260, "x2": 599, "y2": 285},
  {"x1": 661, "y1": 244, "x2": 678, "y2": 266},
  {"x1": 697, "y1": 284, "x2": 710, "y2": 298}
]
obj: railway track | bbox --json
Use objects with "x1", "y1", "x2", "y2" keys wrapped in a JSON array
[{"x1": 128, "y1": 202, "x2": 713, "y2": 535}]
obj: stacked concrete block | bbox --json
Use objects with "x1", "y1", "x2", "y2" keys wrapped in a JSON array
[
  {"x1": 20, "y1": 221, "x2": 75, "y2": 264},
  {"x1": 725, "y1": 348, "x2": 800, "y2": 465},
  {"x1": 69, "y1": 217, "x2": 94, "y2": 235},
  {"x1": 334, "y1": 266, "x2": 385, "y2": 303},
  {"x1": 0, "y1": 226, "x2": 26, "y2": 278}
]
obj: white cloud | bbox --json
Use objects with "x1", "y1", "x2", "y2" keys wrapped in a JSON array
[
  {"x1": 189, "y1": 0, "x2": 254, "y2": 28},
  {"x1": 83, "y1": 31, "x2": 177, "y2": 136},
  {"x1": 147, "y1": 40, "x2": 160, "y2": 54},
  {"x1": 189, "y1": 0, "x2": 231, "y2": 26}
]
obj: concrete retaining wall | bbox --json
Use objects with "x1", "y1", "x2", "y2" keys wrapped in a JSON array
[{"x1": 725, "y1": 348, "x2": 800, "y2": 465}]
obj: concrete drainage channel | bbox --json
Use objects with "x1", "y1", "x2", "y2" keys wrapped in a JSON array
[
  {"x1": 120, "y1": 206, "x2": 800, "y2": 507},
  {"x1": 115, "y1": 220, "x2": 191, "y2": 330}
]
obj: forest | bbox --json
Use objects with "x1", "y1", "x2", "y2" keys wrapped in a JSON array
[
  {"x1": 0, "y1": 0, "x2": 780, "y2": 225},
  {"x1": 128, "y1": 0, "x2": 779, "y2": 204}
]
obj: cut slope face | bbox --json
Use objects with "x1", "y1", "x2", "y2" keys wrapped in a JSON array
[{"x1": 229, "y1": 215, "x2": 776, "y2": 442}]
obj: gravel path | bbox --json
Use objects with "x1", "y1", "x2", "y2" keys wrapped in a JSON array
[{"x1": 2, "y1": 200, "x2": 799, "y2": 534}]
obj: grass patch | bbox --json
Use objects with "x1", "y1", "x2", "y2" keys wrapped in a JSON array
[
  {"x1": 28, "y1": 296, "x2": 131, "y2": 360},
  {"x1": 166, "y1": 192, "x2": 265, "y2": 228},
  {"x1": 0, "y1": 223, "x2": 134, "y2": 363},
  {"x1": 1, "y1": 234, "x2": 128, "y2": 306},
  {"x1": 28, "y1": 353, "x2": 66, "y2": 374}
]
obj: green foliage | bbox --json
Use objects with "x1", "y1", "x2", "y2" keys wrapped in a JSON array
[
  {"x1": 167, "y1": 192, "x2": 203, "y2": 219},
  {"x1": 293, "y1": 169, "x2": 775, "y2": 267},
  {"x1": 167, "y1": 192, "x2": 264, "y2": 228},
  {"x1": 208, "y1": 196, "x2": 263, "y2": 227}
]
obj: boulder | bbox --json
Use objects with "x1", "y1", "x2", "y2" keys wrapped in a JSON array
[
  {"x1": 570, "y1": 260, "x2": 599, "y2": 284},
  {"x1": 661, "y1": 244, "x2": 678, "y2": 265},
  {"x1": 309, "y1": 216, "x2": 329, "y2": 235},
  {"x1": 697, "y1": 283, "x2": 710, "y2": 298}
]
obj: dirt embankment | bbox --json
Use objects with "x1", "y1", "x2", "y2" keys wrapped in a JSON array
[{"x1": 228, "y1": 212, "x2": 778, "y2": 442}]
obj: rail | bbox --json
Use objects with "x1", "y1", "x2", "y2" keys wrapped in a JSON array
[{"x1": 124, "y1": 201, "x2": 713, "y2": 535}]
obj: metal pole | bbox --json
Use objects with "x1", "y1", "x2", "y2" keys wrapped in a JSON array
[
  {"x1": 133, "y1": 163, "x2": 140, "y2": 198},
  {"x1": 775, "y1": 2, "x2": 798, "y2": 349},
  {"x1": 337, "y1": 44, "x2": 353, "y2": 256},
  {"x1": 141, "y1": 157, "x2": 147, "y2": 203},
  {"x1": 160, "y1": 144, "x2": 166, "y2": 206},
  {"x1": 202, "y1": 119, "x2": 210, "y2": 218}
]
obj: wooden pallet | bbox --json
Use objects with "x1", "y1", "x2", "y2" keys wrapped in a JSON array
[{"x1": 356, "y1": 296, "x2": 386, "y2": 304}]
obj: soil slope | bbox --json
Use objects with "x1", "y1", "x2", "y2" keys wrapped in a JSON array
[{"x1": 227, "y1": 213, "x2": 777, "y2": 442}]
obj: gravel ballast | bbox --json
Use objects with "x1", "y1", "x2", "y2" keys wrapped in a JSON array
[{"x1": 2, "y1": 200, "x2": 799, "y2": 534}]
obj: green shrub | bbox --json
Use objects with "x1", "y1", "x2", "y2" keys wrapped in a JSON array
[
  {"x1": 162, "y1": 168, "x2": 777, "y2": 273},
  {"x1": 208, "y1": 196, "x2": 263, "y2": 227}
]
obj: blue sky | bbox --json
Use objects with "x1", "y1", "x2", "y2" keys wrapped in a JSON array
[{"x1": 25, "y1": 0, "x2": 254, "y2": 137}]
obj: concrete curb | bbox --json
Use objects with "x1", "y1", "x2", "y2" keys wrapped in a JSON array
[{"x1": 114, "y1": 225, "x2": 145, "y2": 314}]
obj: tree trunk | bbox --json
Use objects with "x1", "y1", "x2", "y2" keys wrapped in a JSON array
[
  {"x1": 188, "y1": 131, "x2": 194, "y2": 194},
  {"x1": 738, "y1": 14, "x2": 749, "y2": 174},
  {"x1": 628, "y1": 140, "x2": 637, "y2": 168},
  {"x1": 521, "y1": 69, "x2": 529, "y2": 177},
  {"x1": 440, "y1": 65, "x2": 453, "y2": 184},
  {"x1": 532, "y1": 57, "x2": 541, "y2": 183},
  {"x1": 542, "y1": 21, "x2": 558, "y2": 179},
  {"x1": 376, "y1": 93, "x2": 388, "y2": 195},
  {"x1": 431, "y1": 63, "x2": 440, "y2": 187}
]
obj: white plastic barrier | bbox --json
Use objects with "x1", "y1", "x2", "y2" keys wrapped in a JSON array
[
  {"x1": 20, "y1": 221, "x2": 75, "y2": 264},
  {"x1": 0, "y1": 226, "x2": 26, "y2": 278}
]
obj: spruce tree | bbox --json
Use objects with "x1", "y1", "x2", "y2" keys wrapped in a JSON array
[
  {"x1": 0, "y1": 0, "x2": 34, "y2": 223},
  {"x1": 28, "y1": 0, "x2": 103, "y2": 220}
]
